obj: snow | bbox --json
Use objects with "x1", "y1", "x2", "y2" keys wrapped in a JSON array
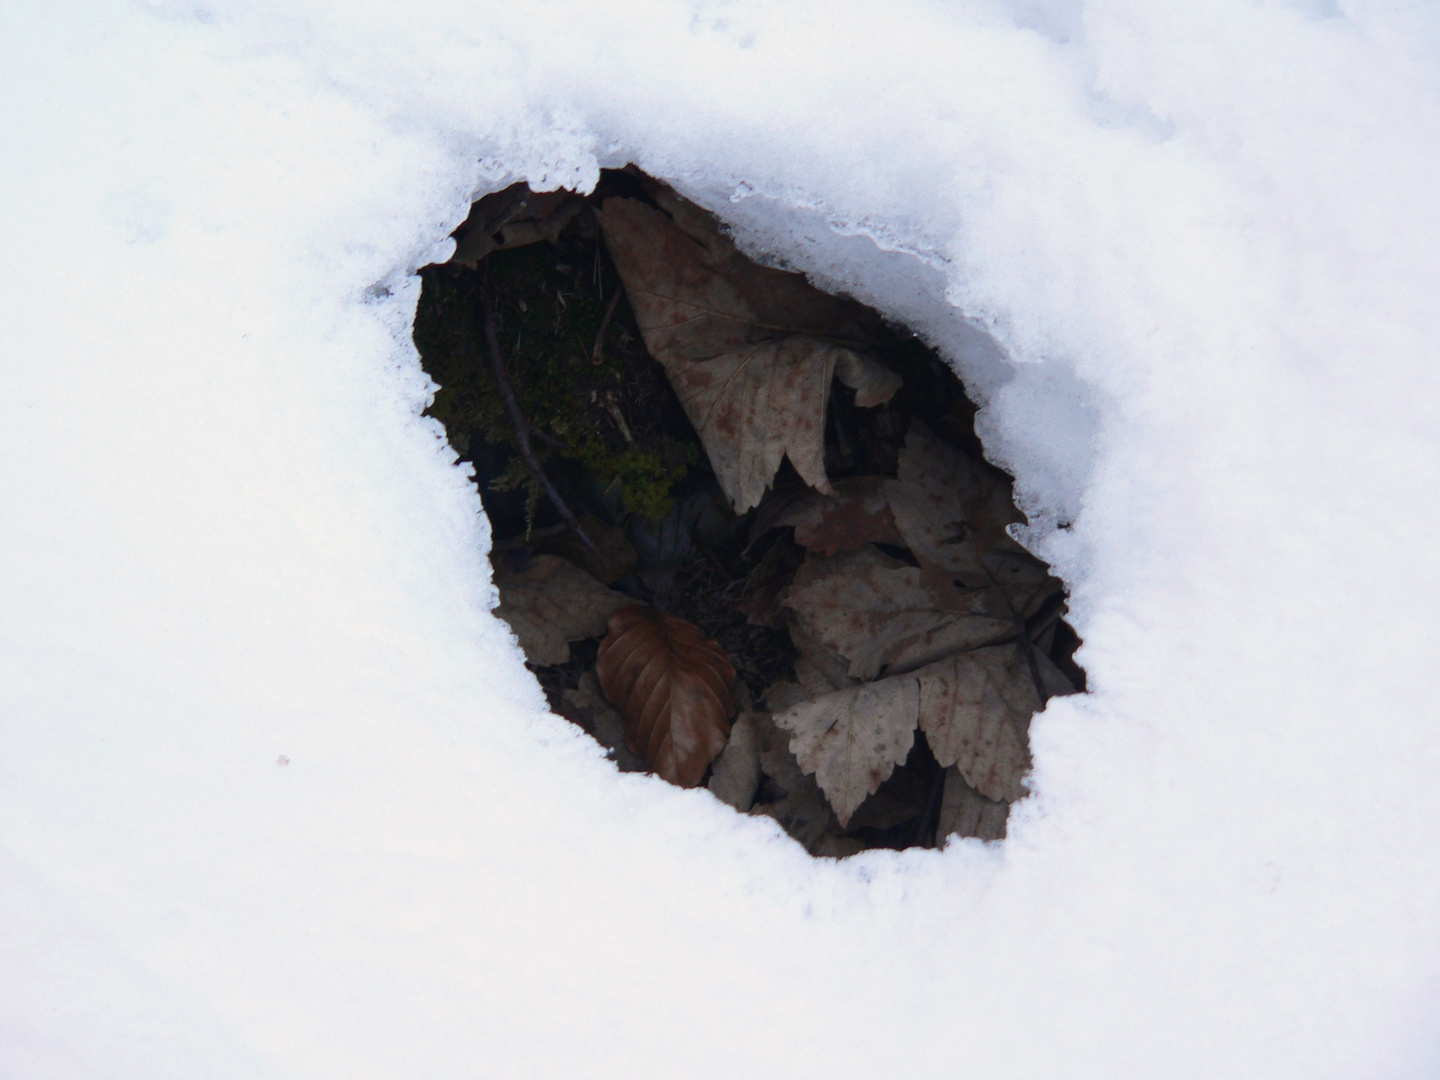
[{"x1": 3, "y1": 1, "x2": 1440, "y2": 1077}]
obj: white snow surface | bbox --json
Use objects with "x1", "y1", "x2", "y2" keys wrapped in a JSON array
[{"x1": 4, "y1": 2, "x2": 1440, "y2": 1077}]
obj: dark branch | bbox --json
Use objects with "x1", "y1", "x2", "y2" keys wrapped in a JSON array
[
  {"x1": 478, "y1": 277, "x2": 595, "y2": 552},
  {"x1": 527, "y1": 422, "x2": 570, "y2": 451}
]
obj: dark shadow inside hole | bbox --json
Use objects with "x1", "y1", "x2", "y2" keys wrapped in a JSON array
[{"x1": 413, "y1": 166, "x2": 1084, "y2": 857}]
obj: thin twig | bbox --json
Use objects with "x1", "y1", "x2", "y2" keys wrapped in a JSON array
[
  {"x1": 601, "y1": 391, "x2": 634, "y2": 444},
  {"x1": 591, "y1": 286, "x2": 624, "y2": 365},
  {"x1": 479, "y1": 276, "x2": 595, "y2": 552},
  {"x1": 528, "y1": 422, "x2": 570, "y2": 451}
]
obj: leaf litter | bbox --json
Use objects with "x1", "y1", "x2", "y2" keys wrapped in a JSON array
[{"x1": 414, "y1": 167, "x2": 1083, "y2": 856}]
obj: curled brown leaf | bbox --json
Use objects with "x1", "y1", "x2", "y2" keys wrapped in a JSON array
[{"x1": 596, "y1": 604, "x2": 736, "y2": 787}]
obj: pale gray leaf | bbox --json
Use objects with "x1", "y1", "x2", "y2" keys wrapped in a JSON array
[
  {"x1": 938, "y1": 766, "x2": 1009, "y2": 842},
  {"x1": 783, "y1": 546, "x2": 1011, "y2": 680},
  {"x1": 708, "y1": 712, "x2": 761, "y2": 811},
  {"x1": 774, "y1": 677, "x2": 918, "y2": 827},
  {"x1": 493, "y1": 554, "x2": 631, "y2": 666},
  {"x1": 914, "y1": 644, "x2": 1040, "y2": 803}
]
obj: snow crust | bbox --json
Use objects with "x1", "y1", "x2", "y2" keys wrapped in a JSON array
[{"x1": 4, "y1": 2, "x2": 1440, "y2": 1076}]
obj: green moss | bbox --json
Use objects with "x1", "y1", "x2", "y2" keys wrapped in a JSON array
[
  {"x1": 579, "y1": 436, "x2": 698, "y2": 519},
  {"x1": 413, "y1": 220, "x2": 700, "y2": 535}
]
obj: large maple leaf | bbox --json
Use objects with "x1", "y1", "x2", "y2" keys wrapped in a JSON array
[
  {"x1": 775, "y1": 643, "x2": 1074, "y2": 826},
  {"x1": 596, "y1": 190, "x2": 901, "y2": 512}
]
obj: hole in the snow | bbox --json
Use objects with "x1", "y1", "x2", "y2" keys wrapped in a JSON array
[{"x1": 414, "y1": 167, "x2": 1084, "y2": 857}]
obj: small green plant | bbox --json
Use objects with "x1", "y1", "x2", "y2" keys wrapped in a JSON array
[{"x1": 413, "y1": 220, "x2": 697, "y2": 535}]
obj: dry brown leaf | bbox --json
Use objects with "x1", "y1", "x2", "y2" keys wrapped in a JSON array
[
  {"x1": 743, "y1": 709, "x2": 837, "y2": 849},
  {"x1": 774, "y1": 640, "x2": 1071, "y2": 824},
  {"x1": 595, "y1": 604, "x2": 736, "y2": 787},
  {"x1": 735, "y1": 533, "x2": 805, "y2": 628},
  {"x1": 603, "y1": 185, "x2": 880, "y2": 353},
  {"x1": 884, "y1": 421, "x2": 1061, "y2": 623},
  {"x1": 560, "y1": 671, "x2": 646, "y2": 772},
  {"x1": 595, "y1": 194, "x2": 900, "y2": 512},
  {"x1": 647, "y1": 333, "x2": 885, "y2": 514},
  {"x1": 783, "y1": 546, "x2": 1013, "y2": 680},
  {"x1": 493, "y1": 554, "x2": 632, "y2": 666},
  {"x1": 843, "y1": 779, "x2": 926, "y2": 833},
  {"x1": 746, "y1": 473, "x2": 810, "y2": 546},
  {"x1": 885, "y1": 421, "x2": 1023, "y2": 571},
  {"x1": 938, "y1": 766, "x2": 1009, "y2": 842},
  {"x1": 773, "y1": 677, "x2": 918, "y2": 827},
  {"x1": 530, "y1": 515, "x2": 638, "y2": 585},
  {"x1": 915, "y1": 643, "x2": 1056, "y2": 802},
  {"x1": 765, "y1": 476, "x2": 903, "y2": 556},
  {"x1": 752, "y1": 746, "x2": 836, "y2": 849},
  {"x1": 762, "y1": 679, "x2": 811, "y2": 714},
  {"x1": 812, "y1": 834, "x2": 867, "y2": 859},
  {"x1": 834, "y1": 351, "x2": 905, "y2": 407},
  {"x1": 787, "y1": 622, "x2": 859, "y2": 695},
  {"x1": 449, "y1": 184, "x2": 583, "y2": 267},
  {"x1": 707, "y1": 712, "x2": 760, "y2": 811}
]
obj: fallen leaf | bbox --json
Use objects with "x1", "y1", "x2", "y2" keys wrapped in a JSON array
[
  {"x1": 752, "y1": 746, "x2": 836, "y2": 850},
  {"x1": 786, "y1": 622, "x2": 859, "y2": 695},
  {"x1": 664, "y1": 335, "x2": 880, "y2": 514},
  {"x1": 812, "y1": 834, "x2": 867, "y2": 859},
  {"x1": 745, "y1": 473, "x2": 809, "y2": 547},
  {"x1": 493, "y1": 554, "x2": 632, "y2": 666},
  {"x1": 531, "y1": 515, "x2": 638, "y2": 585},
  {"x1": 595, "y1": 604, "x2": 736, "y2": 786},
  {"x1": 449, "y1": 184, "x2": 583, "y2": 267},
  {"x1": 604, "y1": 184, "x2": 880, "y2": 353},
  {"x1": 707, "y1": 712, "x2": 761, "y2": 811},
  {"x1": 741, "y1": 710, "x2": 836, "y2": 848},
  {"x1": 887, "y1": 420, "x2": 1013, "y2": 570},
  {"x1": 762, "y1": 679, "x2": 811, "y2": 714},
  {"x1": 560, "y1": 671, "x2": 646, "y2": 773},
  {"x1": 596, "y1": 194, "x2": 900, "y2": 512},
  {"x1": 773, "y1": 640, "x2": 1070, "y2": 823},
  {"x1": 884, "y1": 421, "x2": 1063, "y2": 629},
  {"x1": 773, "y1": 676, "x2": 918, "y2": 827},
  {"x1": 915, "y1": 643, "x2": 1053, "y2": 802},
  {"x1": 833, "y1": 351, "x2": 905, "y2": 408},
  {"x1": 735, "y1": 533, "x2": 804, "y2": 628},
  {"x1": 842, "y1": 776, "x2": 927, "y2": 833},
  {"x1": 783, "y1": 546, "x2": 1013, "y2": 680},
  {"x1": 938, "y1": 766, "x2": 1009, "y2": 842},
  {"x1": 763, "y1": 475, "x2": 903, "y2": 556}
]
